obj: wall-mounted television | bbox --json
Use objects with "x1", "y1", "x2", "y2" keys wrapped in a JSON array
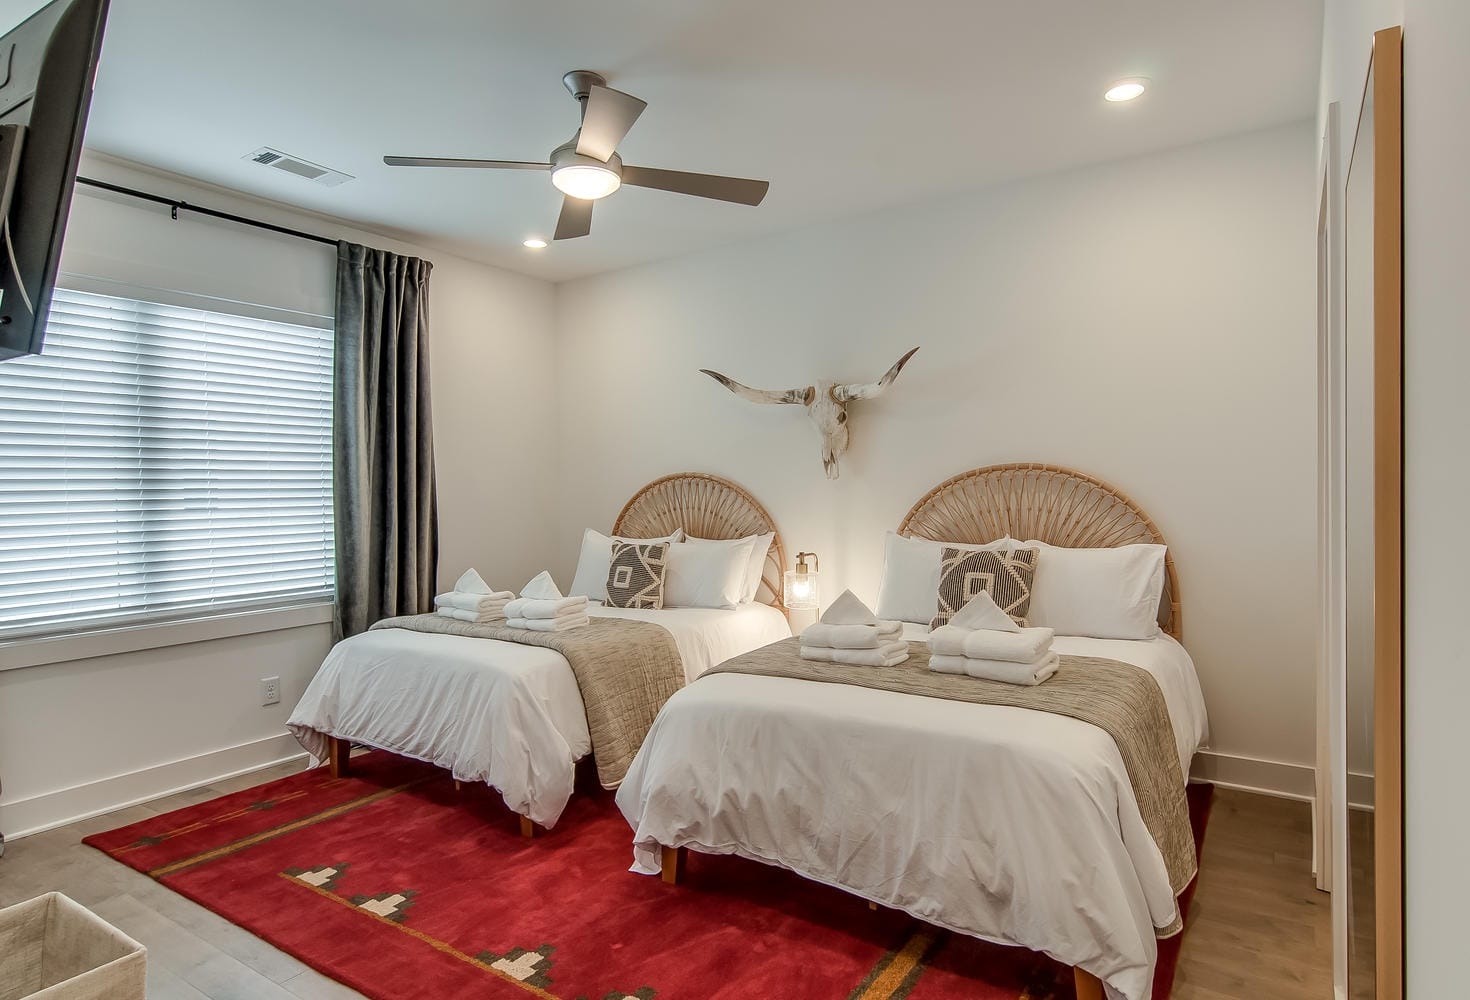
[{"x1": 0, "y1": 0, "x2": 110, "y2": 362}]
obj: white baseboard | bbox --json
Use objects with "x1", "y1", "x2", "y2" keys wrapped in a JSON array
[
  {"x1": 1190, "y1": 749, "x2": 1317, "y2": 801},
  {"x1": 0, "y1": 732, "x2": 309, "y2": 840}
]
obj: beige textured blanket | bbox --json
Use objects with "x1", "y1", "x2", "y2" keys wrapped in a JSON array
[
  {"x1": 704, "y1": 637, "x2": 1196, "y2": 918},
  {"x1": 371, "y1": 614, "x2": 684, "y2": 789}
]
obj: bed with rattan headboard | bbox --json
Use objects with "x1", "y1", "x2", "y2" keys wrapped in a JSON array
[
  {"x1": 299, "y1": 471, "x2": 791, "y2": 842},
  {"x1": 896, "y1": 462, "x2": 1180, "y2": 639},
  {"x1": 640, "y1": 464, "x2": 1198, "y2": 1000},
  {"x1": 613, "y1": 472, "x2": 787, "y2": 612}
]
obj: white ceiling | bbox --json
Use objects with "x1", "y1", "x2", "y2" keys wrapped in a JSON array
[{"x1": 9, "y1": 0, "x2": 1322, "y2": 282}]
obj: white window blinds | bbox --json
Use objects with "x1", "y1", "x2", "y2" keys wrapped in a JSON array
[{"x1": 0, "y1": 287, "x2": 334, "y2": 641}]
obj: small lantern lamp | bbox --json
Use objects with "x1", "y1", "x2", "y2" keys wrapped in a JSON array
[{"x1": 784, "y1": 551, "x2": 821, "y2": 611}]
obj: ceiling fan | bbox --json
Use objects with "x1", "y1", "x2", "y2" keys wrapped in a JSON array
[{"x1": 383, "y1": 70, "x2": 770, "y2": 241}]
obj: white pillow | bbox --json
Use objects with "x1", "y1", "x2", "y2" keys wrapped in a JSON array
[
  {"x1": 687, "y1": 532, "x2": 775, "y2": 603},
  {"x1": 569, "y1": 528, "x2": 685, "y2": 604},
  {"x1": 1022, "y1": 541, "x2": 1166, "y2": 640},
  {"x1": 664, "y1": 538, "x2": 755, "y2": 610},
  {"x1": 875, "y1": 531, "x2": 1013, "y2": 625}
]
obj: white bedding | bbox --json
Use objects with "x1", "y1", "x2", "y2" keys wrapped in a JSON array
[
  {"x1": 287, "y1": 603, "x2": 790, "y2": 828},
  {"x1": 614, "y1": 628, "x2": 1207, "y2": 1000}
]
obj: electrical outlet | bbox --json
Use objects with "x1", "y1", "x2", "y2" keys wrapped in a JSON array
[{"x1": 260, "y1": 676, "x2": 281, "y2": 707}]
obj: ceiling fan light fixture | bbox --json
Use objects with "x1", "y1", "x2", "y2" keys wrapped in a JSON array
[
  {"x1": 551, "y1": 162, "x2": 621, "y2": 200},
  {"x1": 523, "y1": 237, "x2": 548, "y2": 249}
]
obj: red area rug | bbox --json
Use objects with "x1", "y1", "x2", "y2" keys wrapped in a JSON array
[{"x1": 85, "y1": 752, "x2": 1211, "y2": 1000}]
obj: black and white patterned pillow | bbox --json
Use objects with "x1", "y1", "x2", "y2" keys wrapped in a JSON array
[
  {"x1": 605, "y1": 541, "x2": 670, "y2": 610},
  {"x1": 930, "y1": 546, "x2": 1037, "y2": 629}
]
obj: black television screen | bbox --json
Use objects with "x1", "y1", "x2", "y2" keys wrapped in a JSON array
[{"x1": 0, "y1": 0, "x2": 109, "y2": 362}]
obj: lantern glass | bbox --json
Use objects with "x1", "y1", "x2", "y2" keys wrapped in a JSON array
[{"x1": 784, "y1": 568, "x2": 820, "y2": 610}]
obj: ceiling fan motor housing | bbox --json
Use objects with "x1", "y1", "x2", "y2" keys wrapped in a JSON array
[{"x1": 562, "y1": 69, "x2": 608, "y2": 104}]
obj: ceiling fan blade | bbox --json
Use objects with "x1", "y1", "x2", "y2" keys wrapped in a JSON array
[
  {"x1": 620, "y1": 165, "x2": 769, "y2": 206},
  {"x1": 383, "y1": 156, "x2": 548, "y2": 170},
  {"x1": 554, "y1": 196, "x2": 594, "y2": 240},
  {"x1": 575, "y1": 85, "x2": 647, "y2": 162}
]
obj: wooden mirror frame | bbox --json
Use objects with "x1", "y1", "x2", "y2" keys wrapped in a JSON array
[{"x1": 1348, "y1": 24, "x2": 1404, "y2": 1000}]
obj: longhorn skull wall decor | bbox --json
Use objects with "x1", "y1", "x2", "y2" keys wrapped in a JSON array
[{"x1": 699, "y1": 347, "x2": 920, "y2": 479}]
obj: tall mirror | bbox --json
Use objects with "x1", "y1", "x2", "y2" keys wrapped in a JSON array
[{"x1": 1343, "y1": 24, "x2": 1402, "y2": 1000}]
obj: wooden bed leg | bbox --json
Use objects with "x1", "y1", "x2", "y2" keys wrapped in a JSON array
[
  {"x1": 868, "y1": 900, "x2": 879, "y2": 911},
  {"x1": 660, "y1": 845, "x2": 687, "y2": 885},
  {"x1": 519, "y1": 815, "x2": 536, "y2": 839},
  {"x1": 454, "y1": 779, "x2": 463, "y2": 792},
  {"x1": 1073, "y1": 967, "x2": 1104, "y2": 1000},
  {"x1": 327, "y1": 737, "x2": 351, "y2": 778}
]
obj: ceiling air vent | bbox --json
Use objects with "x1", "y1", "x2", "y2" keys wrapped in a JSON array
[{"x1": 242, "y1": 147, "x2": 353, "y2": 188}]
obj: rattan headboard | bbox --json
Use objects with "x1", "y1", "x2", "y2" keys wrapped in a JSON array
[
  {"x1": 897, "y1": 463, "x2": 1180, "y2": 638},
  {"x1": 613, "y1": 473, "x2": 787, "y2": 611}
]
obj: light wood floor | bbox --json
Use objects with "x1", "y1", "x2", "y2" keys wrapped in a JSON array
[{"x1": 0, "y1": 770, "x2": 1331, "y2": 999}]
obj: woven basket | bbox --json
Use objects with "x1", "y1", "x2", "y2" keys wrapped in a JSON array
[{"x1": 0, "y1": 893, "x2": 146, "y2": 1000}]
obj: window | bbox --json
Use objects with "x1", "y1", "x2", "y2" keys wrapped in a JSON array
[{"x1": 0, "y1": 287, "x2": 334, "y2": 641}]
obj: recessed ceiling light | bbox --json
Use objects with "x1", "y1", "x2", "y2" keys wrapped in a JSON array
[
  {"x1": 523, "y1": 238, "x2": 548, "y2": 249},
  {"x1": 1104, "y1": 78, "x2": 1149, "y2": 102}
]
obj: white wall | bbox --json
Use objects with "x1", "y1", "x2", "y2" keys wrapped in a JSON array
[
  {"x1": 1398, "y1": 2, "x2": 1470, "y2": 994},
  {"x1": 556, "y1": 122, "x2": 1318, "y2": 788},
  {"x1": 0, "y1": 154, "x2": 558, "y2": 836}
]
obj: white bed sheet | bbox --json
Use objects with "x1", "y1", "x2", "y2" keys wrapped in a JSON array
[
  {"x1": 615, "y1": 630, "x2": 1207, "y2": 1000},
  {"x1": 287, "y1": 603, "x2": 790, "y2": 829}
]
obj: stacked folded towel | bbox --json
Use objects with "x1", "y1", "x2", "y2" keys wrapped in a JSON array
[
  {"x1": 799, "y1": 590, "x2": 909, "y2": 667},
  {"x1": 434, "y1": 569, "x2": 514, "y2": 623},
  {"x1": 926, "y1": 591, "x2": 1058, "y2": 686},
  {"x1": 504, "y1": 570, "x2": 590, "y2": 632}
]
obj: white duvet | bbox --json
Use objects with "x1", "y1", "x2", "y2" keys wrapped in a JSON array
[
  {"x1": 614, "y1": 627, "x2": 1207, "y2": 1000},
  {"x1": 287, "y1": 603, "x2": 790, "y2": 828}
]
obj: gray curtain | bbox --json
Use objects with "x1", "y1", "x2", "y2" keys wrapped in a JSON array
[{"x1": 333, "y1": 241, "x2": 438, "y2": 639}]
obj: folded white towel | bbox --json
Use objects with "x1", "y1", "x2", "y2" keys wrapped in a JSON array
[
  {"x1": 820, "y1": 589, "x2": 882, "y2": 626},
  {"x1": 504, "y1": 595, "x2": 588, "y2": 620},
  {"x1": 520, "y1": 570, "x2": 564, "y2": 600},
  {"x1": 452, "y1": 568, "x2": 494, "y2": 596},
  {"x1": 436, "y1": 606, "x2": 508, "y2": 624},
  {"x1": 949, "y1": 591, "x2": 1022, "y2": 632},
  {"x1": 506, "y1": 614, "x2": 589, "y2": 632},
  {"x1": 434, "y1": 591, "x2": 514, "y2": 613},
  {"x1": 929, "y1": 624, "x2": 1054, "y2": 663},
  {"x1": 800, "y1": 640, "x2": 910, "y2": 667},
  {"x1": 928, "y1": 651, "x2": 1060, "y2": 686},
  {"x1": 800, "y1": 620, "x2": 903, "y2": 649}
]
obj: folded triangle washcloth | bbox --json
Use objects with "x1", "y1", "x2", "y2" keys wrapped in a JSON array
[
  {"x1": 820, "y1": 589, "x2": 882, "y2": 625},
  {"x1": 519, "y1": 570, "x2": 564, "y2": 600},
  {"x1": 453, "y1": 568, "x2": 494, "y2": 596},
  {"x1": 928, "y1": 651, "x2": 1060, "y2": 686},
  {"x1": 949, "y1": 591, "x2": 1022, "y2": 632},
  {"x1": 799, "y1": 639, "x2": 910, "y2": 667}
]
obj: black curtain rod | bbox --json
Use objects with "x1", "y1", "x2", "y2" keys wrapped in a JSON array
[{"x1": 75, "y1": 176, "x2": 339, "y2": 248}]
